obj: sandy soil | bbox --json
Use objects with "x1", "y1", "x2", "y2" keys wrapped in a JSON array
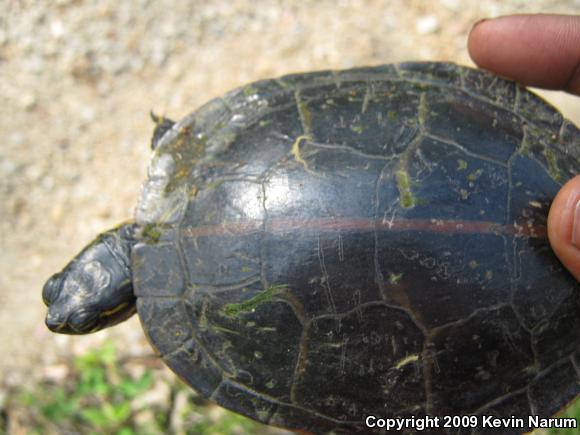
[{"x1": 1, "y1": 0, "x2": 579, "y2": 389}]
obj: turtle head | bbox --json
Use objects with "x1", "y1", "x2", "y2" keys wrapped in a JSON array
[{"x1": 43, "y1": 223, "x2": 138, "y2": 335}]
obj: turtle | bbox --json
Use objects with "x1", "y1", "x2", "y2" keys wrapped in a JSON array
[{"x1": 43, "y1": 62, "x2": 580, "y2": 434}]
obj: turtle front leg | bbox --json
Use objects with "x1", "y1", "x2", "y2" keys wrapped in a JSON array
[{"x1": 43, "y1": 223, "x2": 138, "y2": 334}]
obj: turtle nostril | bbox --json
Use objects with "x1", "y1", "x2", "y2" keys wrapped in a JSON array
[
  {"x1": 45, "y1": 313, "x2": 64, "y2": 331},
  {"x1": 42, "y1": 273, "x2": 62, "y2": 306}
]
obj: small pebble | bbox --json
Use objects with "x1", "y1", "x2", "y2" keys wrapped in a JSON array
[
  {"x1": 441, "y1": 0, "x2": 461, "y2": 11},
  {"x1": 131, "y1": 380, "x2": 171, "y2": 411},
  {"x1": 415, "y1": 15, "x2": 440, "y2": 35},
  {"x1": 49, "y1": 20, "x2": 65, "y2": 39},
  {"x1": 134, "y1": 409, "x2": 157, "y2": 427},
  {"x1": 41, "y1": 364, "x2": 69, "y2": 382},
  {"x1": 20, "y1": 92, "x2": 37, "y2": 111}
]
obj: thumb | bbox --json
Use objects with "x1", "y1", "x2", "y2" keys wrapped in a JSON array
[{"x1": 548, "y1": 175, "x2": 580, "y2": 281}]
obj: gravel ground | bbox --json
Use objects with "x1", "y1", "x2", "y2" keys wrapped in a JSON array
[{"x1": 1, "y1": 0, "x2": 579, "y2": 414}]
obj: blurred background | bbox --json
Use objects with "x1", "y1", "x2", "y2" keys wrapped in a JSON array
[{"x1": 1, "y1": 0, "x2": 579, "y2": 433}]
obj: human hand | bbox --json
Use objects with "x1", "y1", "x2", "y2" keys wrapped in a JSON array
[{"x1": 468, "y1": 14, "x2": 580, "y2": 280}]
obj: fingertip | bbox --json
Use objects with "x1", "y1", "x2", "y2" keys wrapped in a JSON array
[
  {"x1": 466, "y1": 14, "x2": 580, "y2": 94},
  {"x1": 467, "y1": 16, "x2": 520, "y2": 75},
  {"x1": 467, "y1": 18, "x2": 490, "y2": 66},
  {"x1": 548, "y1": 175, "x2": 580, "y2": 281}
]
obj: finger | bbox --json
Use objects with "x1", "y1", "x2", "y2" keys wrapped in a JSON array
[
  {"x1": 548, "y1": 175, "x2": 580, "y2": 281},
  {"x1": 468, "y1": 14, "x2": 580, "y2": 95}
]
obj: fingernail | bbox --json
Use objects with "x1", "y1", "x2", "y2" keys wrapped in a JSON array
[
  {"x1": 472, "y1": 18, "x2": 489, "y2": 29},
  {"x1": 572, "y1": 199, "x2": 580, "y2": 248}
]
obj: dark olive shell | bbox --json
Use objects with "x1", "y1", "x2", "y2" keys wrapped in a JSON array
[{"x1": 132, "y1": 62, "x2": 580, "y2": 433}]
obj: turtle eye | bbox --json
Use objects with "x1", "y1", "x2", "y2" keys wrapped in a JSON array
[
  {"x1": 82, "y1": 261, "x2": 111, "y2": 290},
  {"x1": 42, "y1": 273, "x2": 63, "y2": 306}
]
